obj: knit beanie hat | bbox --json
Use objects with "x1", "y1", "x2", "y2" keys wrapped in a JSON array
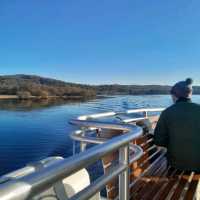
[{"x1": 170, "y1": 78, "x2": 193, "y2": 98}]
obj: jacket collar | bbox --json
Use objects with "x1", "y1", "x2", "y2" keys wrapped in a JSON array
[{"x1": 176, "y1": 97, "x2": 192, "y2": 103}]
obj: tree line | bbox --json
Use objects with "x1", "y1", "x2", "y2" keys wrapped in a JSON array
[
  {"x1": 1, "y1": 75, "x2": 200, "y2": 99},
  {"x1": 0, "y1": 75, "x2": 96, "y2": 99}
]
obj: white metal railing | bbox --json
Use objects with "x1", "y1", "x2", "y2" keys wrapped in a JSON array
[
  {"x1": 0, "y1": 108, "x2": 164, "y2": 200},
  {"x1": 70, "y1": 108, "x2": 164, "y2": 153},
  {"x1": 77, "y1": 108, "x2": 164, "y2": 121},
  {"x1": 0, "y1": 121, "x2": 143, "y2": 200},
  {"x1": 68, "y1": 108, "x2": 164, "y2": 199}
]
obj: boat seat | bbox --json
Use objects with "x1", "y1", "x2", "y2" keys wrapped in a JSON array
[
  {"x1": 133, "y1": 134, "x2": 200, "y2": 200},
  {"x1": 101, "y1": 130, "x2": 200, "y2": 200}
]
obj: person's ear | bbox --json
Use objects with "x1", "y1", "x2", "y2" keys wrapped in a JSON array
[
  {"x1": 188, "y1": 91, "x2": 192, "y2": 98},
  {"x1": 171, "y1": 95, "x2": 177, "y2": 103}
]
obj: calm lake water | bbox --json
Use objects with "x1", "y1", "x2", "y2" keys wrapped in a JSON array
[{"x1": 1, "y1": 95, "x2": 200, "y2": 176}]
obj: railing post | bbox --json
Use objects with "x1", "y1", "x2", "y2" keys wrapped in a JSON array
[
  {"x1": 144, "y1": 111, "x2": 148, "y2": 118},
  {"x1": 80, "y1": 128, "x2": 87, "y2": 152},
  {"x1": 73, "y1": 140, "x2": 76, "y2": 155},
  {"x1": 80, "y1": 141, "x2": 87, "y2": 152},
  {"x1": 119, "y1": 144, "x2": 129, "y2": 200}
]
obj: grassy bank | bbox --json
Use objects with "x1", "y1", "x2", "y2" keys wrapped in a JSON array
[
  {"x1": 0, "y1": 95, "x2": 18, "y2": 99},
  {"x1": 0, "y1": 95, "x2": 96, "y2": 100}
]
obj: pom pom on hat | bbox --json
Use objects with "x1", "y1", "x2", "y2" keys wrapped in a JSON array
[{"x1": 185, "y1": 78, "x2": 193, "y2": 85}]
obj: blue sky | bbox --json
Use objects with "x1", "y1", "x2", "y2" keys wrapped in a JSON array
[{"x1": 0, "y1": 0, "x2": 200, "y2": 85}]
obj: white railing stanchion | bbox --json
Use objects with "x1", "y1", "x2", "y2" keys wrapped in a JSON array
[
  {"x1": 119, "y1": 145, "x2": 130, "y2": 200},
  {"x1": 144, "y1": 111, "x2": 148, "y2": 118},
  {"x1": 80, "y1": 141, "x2": 87, "y2": 152},
  {"x1": 73, "y1": 140, "x2": 76, "y2": 155},
  {"x1": 80, "y1": 128, "x2": 87, "y2": 152}
]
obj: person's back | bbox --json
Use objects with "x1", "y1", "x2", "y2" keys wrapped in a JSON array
[{"x1": 154, "y1": 78, "x2": 200, "y2": 172}]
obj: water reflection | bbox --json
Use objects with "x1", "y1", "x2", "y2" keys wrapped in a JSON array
[{"x1": 0, "y1": 98, "x2": 87, "y2": 111}]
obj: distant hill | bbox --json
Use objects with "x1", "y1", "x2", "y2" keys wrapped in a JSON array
[
  {"x1": 0, "y1": 74, "x2": 96, "y2": 99},
  {"x1": 1, "y1": 75, "x2": 200, "y2": 99},
  {"x1": 95, "y1": 85, "x2": 200, "y2": 95},
  {"x1": 95, "y1": 84, "x2": 171, "y2": 95}
]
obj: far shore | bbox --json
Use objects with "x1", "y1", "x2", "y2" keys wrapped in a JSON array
[
  {"x1": 0, "y1": 95, "x2": 97, "y2": 100},
  {"x1": 0, "y1": 95, "x2": 19, "y2": 99},
  {"x1": 0, "y1": 94, "x2": 176, "y2": 100}
]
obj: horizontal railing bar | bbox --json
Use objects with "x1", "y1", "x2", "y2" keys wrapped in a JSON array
[
  {"x1": 129, "y1": 145, "x2": 144, "y2": 164},
  {"x1": 70, "y1": 163, "x2": 126, "y2": 200},
  {"x1": 140, "y1": 138, "x2": 154, "y2": 147},
  {"x1": 77, "y1": 108, "x2": 164, "y2": 121},
  {"x1": 72, "y1": 130, "x2": 106, "y2": 144},
  {"x1": 123, "y1": 117, "x2": 148, "y2": 123},
  {"x1": 70, "y1": 119, "x2": 133, "y2": 131},
  {"x1": 0, "y1": 126, "x2": 143, "y2": 200},
  {"x1": 78, "y1": 112, "x2": 117, "y2": 120},
  {"x1": 140, "y1": 149, "x2": 162, "y2": 168},
  {"x1": 70, "y1": 120, "x2": 143, "y2": 147},
  {"x1": 71, "y1": 131, "x2": 147, "y2": 146},
  {"x1": 125, "y1": 108, "x2": 165, "y2": 114}
]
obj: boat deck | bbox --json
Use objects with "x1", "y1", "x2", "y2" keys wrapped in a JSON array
[{"x1": 130, "y1": 135, "x2": 199, "y2": 200}]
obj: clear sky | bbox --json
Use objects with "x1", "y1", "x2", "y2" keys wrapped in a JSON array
[{"x1": 0, "y1": 0, "x2": 200, "y2": 85}]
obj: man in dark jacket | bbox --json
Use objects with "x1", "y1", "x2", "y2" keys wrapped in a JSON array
[{"x1": 154, "y1": 78, "x2": 200, "y2": 172}]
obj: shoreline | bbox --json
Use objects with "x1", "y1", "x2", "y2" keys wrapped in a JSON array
[
  {"x1": 0, "y1": 95, "x2": 19, "y2": 99},
  {"x1": 0, "y1": 95, "x2": 95, "y2": 100},
  {"x1": 0, "y1": 94, "x2": 173, "y2": 100}
]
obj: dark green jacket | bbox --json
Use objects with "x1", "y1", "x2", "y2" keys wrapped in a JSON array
[{"x1": 154, "y1": 98, "x2": 200, "y2": 171}]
